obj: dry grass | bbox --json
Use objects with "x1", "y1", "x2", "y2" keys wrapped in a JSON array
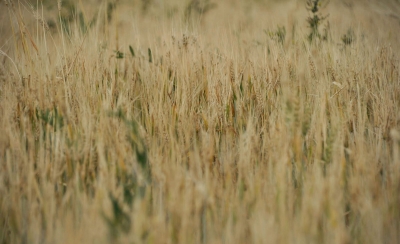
[{"x1": 1, "y1": 0, "x2": 400, "y2": 243}]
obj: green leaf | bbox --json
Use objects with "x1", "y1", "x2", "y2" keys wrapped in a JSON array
[
  {"x1": 148, "y1": 48, "x2": 152, "y2": 63},
  {"x1": 115, "y1": 50, "x2": 124, "y2": 59},
  {"x1": 129, "y1": 45, "x2": 135, "y2": 57}
]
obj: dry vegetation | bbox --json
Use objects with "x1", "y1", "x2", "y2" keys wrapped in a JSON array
[{"x1": 1, "y1": 0, "x2": 400, "y2": 243}]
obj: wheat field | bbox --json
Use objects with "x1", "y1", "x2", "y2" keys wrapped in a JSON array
[{"x1": 0, "y1": 0, "x2": 400, "y2": 243}]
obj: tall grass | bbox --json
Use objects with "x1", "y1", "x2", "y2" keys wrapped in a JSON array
[{"x1": 0, "y1": 0, "x2": 399, "y2": 243}]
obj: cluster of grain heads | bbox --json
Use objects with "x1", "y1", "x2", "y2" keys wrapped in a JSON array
[{"x1": 0, "y1": 0, "x2": 400, "y2": 243}]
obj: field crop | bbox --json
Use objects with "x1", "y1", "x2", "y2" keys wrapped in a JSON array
[{"x1": 1, "y1": 0, "x2": 400, "y2": 243}]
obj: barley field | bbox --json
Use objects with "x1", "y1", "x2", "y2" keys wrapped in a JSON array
[{"x1": 0, "y1": 0, "x2": 400, "y2": 243}]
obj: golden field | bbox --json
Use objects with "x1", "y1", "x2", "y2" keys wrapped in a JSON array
[{"x1": 0, "y1": 0, "x2": 400, "y2": 243}]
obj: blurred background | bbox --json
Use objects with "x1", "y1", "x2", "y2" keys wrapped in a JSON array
[{"x1": 1, "y1": 0, "x2": 400, "y2": 51}]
